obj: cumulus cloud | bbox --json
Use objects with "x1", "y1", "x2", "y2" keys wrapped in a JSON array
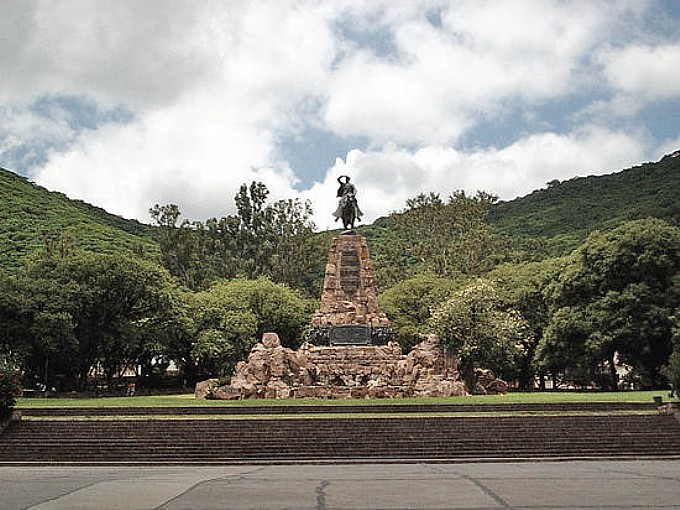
[
  {"x1": 324, "y1": 0, "x2": 647, "y2": 145},
  {"x1": 600, "y1": 44, "x2": 680, "y2": 100},
  {"x1": 26, "y1": 1, "x2": 337, "y2": 221},
  {"x1": 0, "y1": 1, "x2": 221, "y2": 108},
  {"x1": 306, "y1": 125, "x2": 648, "y2": 230},
  {"x1": 0, "y1": 0, "x2": 677, "y2": 231}
]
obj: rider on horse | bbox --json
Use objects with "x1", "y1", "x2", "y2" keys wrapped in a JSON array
[{"x1": 333, "y1": 175, "x2": 363, "y2": 230}]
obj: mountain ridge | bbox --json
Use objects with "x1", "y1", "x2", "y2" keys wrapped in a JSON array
[
  {"x1": 1, "y1": 152, "x2": 678, "y2": 273},
  {"x1": 0, "y1": 167, "x2": 159, "y2": 272},
  {"x1": 487, "y1": 152, "x2": 680, "y2": 254}
]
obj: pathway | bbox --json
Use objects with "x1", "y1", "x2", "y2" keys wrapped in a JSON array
[{"x1": 2, "y1": 460, "x2": 680, "y2": 509}]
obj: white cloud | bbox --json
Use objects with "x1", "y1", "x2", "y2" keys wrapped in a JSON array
[
  {"x1": 31, "y1": 86, "x2": 298, "y2": 221},
  {"x1": 323, "y1": 0, "x2": 648, "y2": 145},
  {"x1": 600, "y1": 44, "x2": 680, "y2": 100},
  {"x1": 306, "y1": 126, "x2": 648, "y2": 230},
  {"x1": 0, "y1": 0, "x2": 676, "y2": 233},
  {"x1": 27, "y1": 1, "x2": 338, "y2": 222},
  {"x1": 1, "y1": 1, "x2": 218, "y2": 108}
]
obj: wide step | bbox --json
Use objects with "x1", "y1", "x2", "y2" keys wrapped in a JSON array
[{"x1": 2, "y1": 412, "x2": 679, "y2": 464}]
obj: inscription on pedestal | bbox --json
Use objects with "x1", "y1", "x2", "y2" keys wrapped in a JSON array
[
  {"x1": 340, "y1": 244, "x2": 360, "y2": 296},
  {"x1": 330, "y1": 324, "x2": 371, "y2": 345}
]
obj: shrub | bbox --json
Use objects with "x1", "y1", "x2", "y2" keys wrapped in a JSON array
[
  {"x1": 0, "y1": 356, "x2": 22, "y2": 424},
  {"x1": 661, "y1": 316, "x2": 680, "y2": 397}
]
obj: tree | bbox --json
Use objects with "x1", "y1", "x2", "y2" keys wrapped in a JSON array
[
  {"x1": 149, "y1": 204, "x2": 219, "y2": 289},
  {"x1": 536, "y1": 219, "x2": 680, "y2": 389},
  {"x1": 0, "y1": 355, "x2": 22, "y2": 424},
  {"x1": 373, "y1": 190, "x2": 513, "y2": 288},
  {"x1": 150, "y1": 182, "x2": 320, "y2": 293},
  {"x1": 190, "y1": 311, "x2": 258, "y2": 378},
  {"x1": 158, "y1": 288, "x2": 203, "y2": 387},
  {"x1": 429, "y1": 279, "x2": 530, "y2": 387},
  {"x1": 197, "y1": 277, "x2": 312, "y2": 348},
  {"x1": 266, "y1": 198, "x2": 323, "y2": 292},
  {"x1": 661, "y1": 314, "x2": 680, "y2": 397},
  {"x1": 534, "y1": 306, "x2": 599, "y2": 388},
  {"x1": 20, "y1": 252, "x2": 177, "y2": 389},
  {"x1": 0, "y1": 272, "x2": 79, "y2": 389},
  {"x1": 489, "y1": 258, "x2": 567, "y2": 390},
  {"x1": 0, "y1": 274, "x2": 35, "y2": 372},
  {"x1": 184, "y1": 277, "x2": 313, "y2": 379},
  {"x1": 379, "y1": 273, "x2": 461, "y2": 351}
]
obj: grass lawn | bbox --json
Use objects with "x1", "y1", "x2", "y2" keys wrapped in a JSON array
[
  {"x1": 16, "y1": 390, "x2": 672, "y2": 409},
  {"x1": 22, "y1": 410, "x2": 657, "y2": 421}
]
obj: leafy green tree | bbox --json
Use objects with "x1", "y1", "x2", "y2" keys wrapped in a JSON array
[
  {"x1": 190, "y1": 311, "x2": 258, "y2": 378},
  {"x1": 158, "y1": 288, "x2": 203, "y2": 387},
  {"x1": 232, "y1": 181, "x2": 275, "y2": 279},
  {"x1": 534, "y1": 306, "x2": 599, "y2": 388},
  {"x1": 197, "y1": 277, "x2": 312, "y2": 348},
  {"x1": 21, "y1": 252, "x2": 177, "y2": 389},
  {"x1": 0, "y1": 355, "x2": 22, "y2": 424},
  {"x1": 0, "y1": 273, "x2": 79, "y2": 388},
  {"x1": 429, "y1": 279, "x2": 530, "y2": 387},
  {"x1": 266, "y1": 198, "x2": 323, "y2": 292},
  {"x1": 149, "y1": 204, "x2": 217, "y2": 289},
  {"x1": 180, "y1": 277, "x2": 312, "y2": 380},
  {"x1": 0, "y1": 275, "x2": 35, "y2": 369},
  {"x1": 489, "y1": 258, "x2": 567, "y2": 390},
  {"x1": 150, "y1": 182, "x2": 319, "y2": 293},
  {"x1": 661, "y1": 314, "x2": 680, "y2": 397},
  {"x1": 536, "y1": 219, "x2": 680, "y2": 389},
  {"x1": 373, "y1": 190, "x2": 513, "y2": 288},
  {"x1": 379, "y1": 273, "x2": 461, "y2": 350}
]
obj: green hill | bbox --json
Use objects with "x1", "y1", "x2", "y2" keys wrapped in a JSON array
[
  {"x1": 2, "y1": 152, "x2": 678, "y2": 276},
  {"x1": 0, "y1": 167, "x2": 159, "y2": 273},
  {"x1": 487, "y1": 152, "x2": 680, "y2": 255}
]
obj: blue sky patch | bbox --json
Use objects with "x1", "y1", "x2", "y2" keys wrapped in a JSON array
[{"x1": 1, "y1": 95, "x2": 134, "y2": 176}]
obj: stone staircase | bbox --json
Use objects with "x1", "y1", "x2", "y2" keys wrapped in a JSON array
[
  {"x1": 14, "y1": 401, "x2": 659, "y2": 416},
  {"x1": 1, "y1": 403, "x2": 679, "y2": 464}
]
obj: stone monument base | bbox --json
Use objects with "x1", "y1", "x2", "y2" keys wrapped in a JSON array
[{"x1": 197, "y1": 333, "x2": 510, "y2": 400}]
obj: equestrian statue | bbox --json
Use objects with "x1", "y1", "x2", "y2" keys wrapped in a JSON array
[{"x1": 333, "y1": 175, "x2": 363, "y2": 230}]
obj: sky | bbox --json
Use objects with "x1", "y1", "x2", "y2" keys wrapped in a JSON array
[{"x1": 1, "y1": 0, "x2": 679, "y2": 231}]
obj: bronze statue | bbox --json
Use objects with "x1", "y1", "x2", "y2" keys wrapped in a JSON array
[{"x1": 333, "y1": 175, "x2": 363, "y2": 230}]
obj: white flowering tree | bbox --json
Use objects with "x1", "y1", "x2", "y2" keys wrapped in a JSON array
[{"x1": 429, "y1": 279, "x2": 530, "y2": 387}]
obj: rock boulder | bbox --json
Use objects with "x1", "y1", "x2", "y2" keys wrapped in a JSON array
[{"x1": 201, "y1": 332, "x2": 485, "y2": 400}]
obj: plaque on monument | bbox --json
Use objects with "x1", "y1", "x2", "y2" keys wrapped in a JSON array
[{"x1": 329, "y1": 324, "x2": 372, "y2": 345}]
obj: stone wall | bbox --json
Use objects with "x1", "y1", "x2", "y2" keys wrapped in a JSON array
[{"x1": 200, "y1": 332, "x2": 474, "y2": 400}]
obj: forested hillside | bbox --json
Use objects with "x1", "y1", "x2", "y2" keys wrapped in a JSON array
[
  {"x1": 0, "y1": 168, "x2": 159, "y2": 272},
  {"x1": 2, "y1": 156, "x2": 679, "y2": 393},
  {"x1": 487, "y1": 153, "x2": 680, "y2": 255},
  {"x1": 3, "y1": 153, "x2": 678, "y2": 274}
]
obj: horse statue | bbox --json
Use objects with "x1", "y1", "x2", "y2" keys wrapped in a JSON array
[{"x1": 333, "y1": 176, "x2": 363, "y2": 230}]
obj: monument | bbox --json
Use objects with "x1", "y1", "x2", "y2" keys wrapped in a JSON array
[
  {"x1": 307, "y1": 231, "x2": 392, "y2": 346},
  {"x1": 310, "y1": 176, "x2": 391, "y2": 345},
  {"x1": 196, "y1": 178, "x2": 505, "y2": 399}
]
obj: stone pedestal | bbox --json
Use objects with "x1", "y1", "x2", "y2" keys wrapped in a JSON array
[
  {"x1": 311, "y1": 233, "x2": 389, "y2": 328},
  {"x1": 309, "y1": 233, "x2": 390, "y2": 345},
  {"x1": 210, "y1": 332, "x2": 467, "y2": 399}
]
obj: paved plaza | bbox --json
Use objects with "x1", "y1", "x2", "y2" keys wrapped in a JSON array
[{"x1": 1, "y1": 460, "x2": 680, "y2": 509}]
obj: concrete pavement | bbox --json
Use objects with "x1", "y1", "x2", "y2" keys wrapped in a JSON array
[{"x1": 1, "y1": 460, "x2": 680, "y2": 509}]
